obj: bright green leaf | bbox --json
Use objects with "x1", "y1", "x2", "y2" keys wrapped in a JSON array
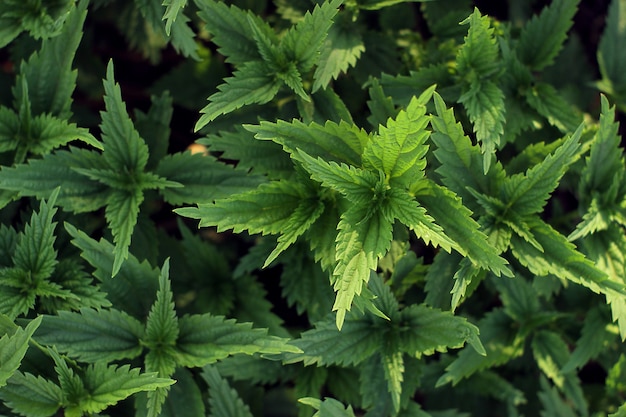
[
  {"x1": 281, "y1": 0, "x2": 342, "y2": 73},
  {"x1": 195, "y1": 62, "x2": 281, "y2": 130},
  {"x1": 0, "y1": 316, "x2": 41, "y2": 387},
  {"x1": 162, "y1": 0, "x2": 187, "y2": 36},
  {"x1": 247, "y1": 118, "x2": 368, "y2": 166},
  {"x1": 363, "y1": 90, "x2": 432, "y2": 184},
  {"x1": 313, "y1": 21, "x2": 365, "y2": 92},
  {"x1": 81, "y1": 361, "x2": 174, "y2": 414}
]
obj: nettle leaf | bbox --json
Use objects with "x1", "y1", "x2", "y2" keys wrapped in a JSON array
[
  {"x1": 196, "y1": 0, "x2": 268, "y2": 65},
  {"x1": 201, "y1": 127, "x2": 293, "y2": 178},
  {"x1": 524, "y1": 82, "x2": 582, "y2": 133},
  {"x1": 537, "y1": 376, "x2": 579, "y2": 417},
  {"x1": 0, "y1": 0, "x2": 73, "y2": 48},
  {"x1": 380, "y1": 65, "x2": 458, "y2": 108},
  {"x1": 297, "y1": 151, "x2": 377, "y2": 200},
  {"x1": 305, "y1": 87, "x2": 355, "y2": 125},
  {"x1": 366, "y1": 78, "x2": 397, "y2": 130},
  {"x1": 415, "y1": 181, "x2": 512, "y2": 277},
  {"x1": 0, "y1": 225, "x2": 18, "y2": 267},
  {"x1": 0, "y1": 371, "x2": 64, "y2": 417},
  {"x1": 101, "y1": 60, "x2": 150, "y2": 173},
  {"x1": 26, "y1": 114, "x2": 100, "y2": 155},
  {"x1": 35, "y1": 308, "x2": 144, "y2": 362},
  {"x1": 14, "y1": 0, "x2": 86, "y2": 119},
  {"x1": 0, "y1": 106, "x2": 19, "y2": 153},
  {"x1": 307, "y1": 201, "x2": 341, "y2": 273},
  {"x1": 248, "y1": 118, "x2": 368, "y2": 166},
  {"x1": 562, "y1": 307, "x2": 617, "y2": 373},
  {"x1": 175, "y1": 314, "x2": 301, "y2": 368},
  {"x1": 80, "y1": 361, "x2": 174, "y2": 415},
  {"x1": 277, "y1": 61, "x2": 309, "y2": 100},
  {"x1": 362, "y1": 88, "x2": 433, "y2": 185},
  {"x1": 532, "y1": 331, "x2": 586, "y2": 412},
  {"x1": 0, "y1": 316, "x2": 41, "y2": 387},
  {"x1": 398, "y1": 305, "x2": 485, "y2": 357},
  {"x1": 430, "y1": 93, "x2": 505, "y2": 210},
  {"x1": 285, "y1": 315, "x2": 381, "y2": 366},
  {"x1": 47, "y1": 348, "x2": 86, "y2": 417},
  {"x1": 129, "y1": 0, "x2": 195, "y2": 60},
  {"x1": 503, "y1": 125, "x2": 582, "y2": 217},
  {"x1": 572, "y1": 96, "x2": 626, "y2": 242},
  {"x1": 448, "y1": 258, "x2": 486, "y2": 312},
  {"x1": 313, "y1": 15, "x2": 365, "y2": 92},
  {"x1": 265, "y1": 196, "x2": 325, "y2": 267},
  {"x1": 360, "y1": 355, "x2": 394, "y2": 415},
  {"x1": 247, "y1": 14, "x2": 286, "y2": 73},
  {"x1": 581, "y1": 95, "x2": 624, "y2": 194},
  {"x1": 438, "y1": 309, "x2": 525, "y2": 386},
  {"x1": 176, "y1": 179, "x2": 320, "y2": 261},
  {"x1": 0, "y1": 148, "x2": 110, "y2": 213},
  {"x1": 492, "y1": 274, "x2": 540, "y2": 323},
  {"x1": 388, "y1": 187, "x2": 459, "y2": 253},
  {"x1": 195, "y1": 61, "x2": 282, "y2": 130},
  {"x1": 456, "y1": 8, "x2": 500, "y2": 79},
  {"x1": 0, "y1": 273, "x2": 36, "y2": 319},
  {"x1": 510, "y1": 218, "x2": 624, "y2": 298},
  {"x1": 5, "y1": 79, "x2": 100, "y2": 162},
  {"x1": 203, "y1": 367, "x2": 254, "y2": 417},
  {"x1": 215, "y1": 356, "x2": 284, "y2": 388},
  {"x1": 456, "y1": 9, "x2": 504, "y2": 173},
  {"x1": 281, "y1": 0, "x2": 342, "y2": 73},
  {"x1": 64, "y1": 222, "x2": 159, "y2": 319},
  {"x1": 135, "y1": 368, "x2": 205, "y2": 417},
  {"x1": 12, "y1": 188, "x2": 59, "y2": 280},
  {"x1": 382, "y1": 351, "x2": 404, "y2": 413},
  {"x1": 516, "y1": 0, "x2": 580, "y2": 71},
  {"x1": 162, "y1": 0, "x2": 187, "y2": 36},
  {"x1": 581, "y1": 229, "x2": 626, "y2": 339},
  {"x1": 135, "y1": 92, "x2": 173, "y2": 170},
  {"x1": 41, "y1": 259, "x2": 110, "y2": 313},
  {"x1": 425, "y1": 251, "x2": 462, "y2": 310},
  {"x1": 0, "y1": 3, "x2": 23, "y2": 48},
  {"x1": 597, "y1": 0, "x2": 626, "y2": 99},
  {"x1": 330, "y1": 198, "x2": 393, "y2": 328},
  {"x1": 105, "y1": 188, "x2": 143, "y2": 277},
  {"x1": 144, "y1": 259, "x2": 179, "y2": 377},
  {"x1": 458, "y1": 80, "x2": 505, "y2": 173},
  {"x1": 156, "y1": 152, "x2": 264, "y2": 205}
]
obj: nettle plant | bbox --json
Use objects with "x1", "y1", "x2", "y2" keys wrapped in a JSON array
[{"x1": 2, "y1": 0, "x2": 626, "y2": 416}]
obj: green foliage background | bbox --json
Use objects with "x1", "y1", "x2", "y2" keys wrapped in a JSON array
[{"x1": 1, "y1": 0, "x2": 626, "y2": 416}]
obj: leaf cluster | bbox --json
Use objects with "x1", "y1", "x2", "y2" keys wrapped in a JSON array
[{"x1": 2, "y1": 0, "x2": 626, "y2": 416}]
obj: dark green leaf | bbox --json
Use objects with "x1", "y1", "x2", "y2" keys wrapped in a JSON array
[
  {"x1": 204, "y1": 367, "x2": 254, "y2": 417},
  {"x1": 516, "y1": 0, "x2": 580, "y2": 71},
  {"x1": 176, "y1": 314, "x2": 300, "y2": 368},
  {"x1": 35, "y1": 308, "x2": 144, "y2": 362}
]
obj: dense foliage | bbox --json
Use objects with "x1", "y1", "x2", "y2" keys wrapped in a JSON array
[{"x1": 1, "y1": 0, "x2": 626, "y2": 416}]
